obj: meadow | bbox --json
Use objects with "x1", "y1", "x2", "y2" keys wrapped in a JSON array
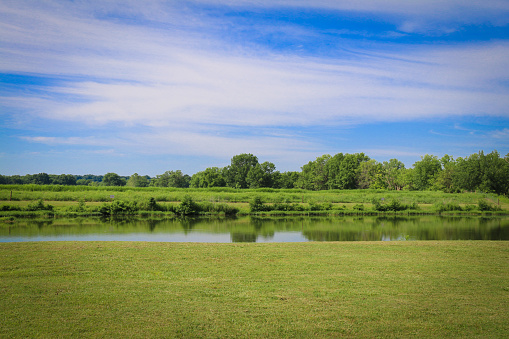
[
  {"x1": 1, "y1": 185, "x2": 508, "y2": 337},
  {"x1": 1, "y1": 241, "x2": 508, "y2": 337},
  {"x1": 1, "y1": 185, "x2": 507, "y2": 217}
]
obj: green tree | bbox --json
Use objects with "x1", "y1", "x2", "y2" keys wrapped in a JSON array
[
  {"x1": 382, "y1": 159, "x2": 405, "y2": 190},
  {"x1": 276, "y1": 171, "x2": 300, "y2": 189},
  {"x1": 433, "y1": 155, "x2": 457, "y2": 192},
  {"x1": 151, "y1": 170, "x2": 190, "y2": 188},
  {"x1": 247, "y1": 161, "x2": 276, "y2": 188},
  {"x1": 190, "y1": 167, "x2": 226, "y2": 188},
  {"x1": 412, "y1": 155, "x2": 442, "y2": 190},
  {"x1": 50, "y1": 174, "x2": 77, "y2": 185},
  {"x1": 28, "y1": 173, "x2": 51, "y2": 185},
  {"x1": 478, "y1": 150, "x2": 509, "y2": 195},
  {"x1": 102, "y1": 172, "x2": 126, "y2": 186},
  {"x1": 126, "y1": 173, "x2": 150, "y2": 187},
  {"x1": 76, "y1": 178, "x2": 93, "y2": 185},
  {"x1": 327, "y1": 153, "x2": 369, "y2": 189},
  {"x1": 357, "y1": 159, "x2": 385, "y2": 189},
  {"x1": 223, "y1": 154, "x2": 259, "y2": 189},
  {"x1": 297, "y1": 154, "x2": 331, "y2": 190}
]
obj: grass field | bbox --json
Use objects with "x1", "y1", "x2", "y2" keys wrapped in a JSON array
[
  {"x1": 1, "y1": 241, "x2": 508, "y2": 337},
  {"x1": 1, "y1": 185, "x2": 508, "y2": 216}
]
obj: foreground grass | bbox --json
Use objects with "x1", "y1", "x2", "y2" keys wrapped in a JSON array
[{"x1": 1, "y1": 242, "x2": 508, "y2": 337}]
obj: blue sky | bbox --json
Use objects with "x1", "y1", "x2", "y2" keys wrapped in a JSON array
[{"x1": 1, "y1": 0, "x2": 508, "y2": 176}]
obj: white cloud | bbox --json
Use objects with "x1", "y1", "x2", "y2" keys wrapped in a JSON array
[
  {"x1": 490, "y1": 128, "x2": 509, "y2": 140},
  {"x1": 1, "y1": 0, "x2": 508, "y2": 169},
  {"x1": 5, "y1": 40, "x2": 508, "y2": 130}
]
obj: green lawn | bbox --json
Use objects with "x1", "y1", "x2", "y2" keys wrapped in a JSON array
[{"x1": 1, "y1": 241, "x2": 508, "y2": 337}]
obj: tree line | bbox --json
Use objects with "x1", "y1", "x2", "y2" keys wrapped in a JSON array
[{"x1": 1, "y1": 150, "x2": 508, "y2": 195}]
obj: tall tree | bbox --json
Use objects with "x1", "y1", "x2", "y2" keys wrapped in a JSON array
[
  {"x1": 382, "y1": 159, "x2": 405, "y2": 190},
  {"x1": 223, "y1": 154, "x2": 259, "y2": 189},
  {"x1": 102, "y1": 173, "x2": 126, "y2": 186},
  {"x1": 276, "y1": 171, "x2": 300, "y2": 189},
  {"x1": 190, "y1": 167, "x2": 226, "y2": 188},
  {"x1": 327, "y1": 153, "x2": 369, "y2": 189},
  {"x1": 297, "y1": 154, "x2": 331, "y2": 190},
  {"x1": 478, "y1": 150, "x2": 509, "y2": 195},
  {"x1": 247, "y1": 161, "x2": 276, "y2": 188},
  {"x1": 152, "y1": 170, "x2": 190, "y2": 188},
  {"x1": 433, "y1": 155, "x2": 457, "y2": 192},
  {"x1": 412, "y1": 155, "x2": 442, "y2": 190},
  {"x1": 357, "y1": 159, "x2": 385, "y2": 189},
  {"x1": 126, "y1": 173, "x2": 150, "y2": 187}
]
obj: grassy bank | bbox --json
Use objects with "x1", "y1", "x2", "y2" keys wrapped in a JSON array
[
  {"x1": 1, "y1": 241, "x2": 508, "y2": 337},
  {"x1": 1, "y1": 185, "x2": 507, "y2": 216}
]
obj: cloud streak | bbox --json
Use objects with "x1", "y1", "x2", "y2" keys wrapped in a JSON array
[{"x1": 1, "y1": 0, "x2": 508, "y2": 174}]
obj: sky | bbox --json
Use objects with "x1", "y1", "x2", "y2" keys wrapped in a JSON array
[{"x1": 1, "y1": 0, "x2": 509, "y2": 176}]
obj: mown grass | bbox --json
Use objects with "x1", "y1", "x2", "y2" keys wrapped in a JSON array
[{"x1": 0, "y1": 241, "x2": 508, "y2": 338}]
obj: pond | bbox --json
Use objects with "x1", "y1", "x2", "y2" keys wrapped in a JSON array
[{"x1": 1, "y1": 215, "x2": 508, "y2": 242}]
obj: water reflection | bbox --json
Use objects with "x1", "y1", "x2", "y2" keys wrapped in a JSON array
[{"x1": 1, "y1": 215, "x2": 508, "y2": 242}]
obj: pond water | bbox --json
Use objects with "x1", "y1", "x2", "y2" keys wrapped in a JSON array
[{"x1": 1, "y1": 215, "x2": 508, "y2": 242}]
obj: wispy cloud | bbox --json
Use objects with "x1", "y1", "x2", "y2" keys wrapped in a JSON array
[{"x1": 1, "y1": 1, "x2": 508, "y2": 174}]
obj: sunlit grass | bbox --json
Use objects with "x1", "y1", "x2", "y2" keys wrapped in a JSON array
[{"x1": 1, "y1": 241, "x2": 507, "y2": 337}]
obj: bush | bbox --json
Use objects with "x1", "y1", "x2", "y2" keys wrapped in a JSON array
[
  {"x1": 433, "y1": 202, "x2": 463, "y2": 212},
  {"x1": 25, "y1": 199, "x2": 54, "y2": 211},
  {"x1": 371, "y1": 198, "x2": 408, "y2": 212},
  {"x1": 0, "y1": 205, "x2": 22, "y2": 211},
  {"x1": 353, "y1": 204, "x2": 364, "y2": 211},
  {"x1": 66, "y1": 199, "x2": 87, "y2": 213},
  {"x1": 175, "y1": 195, "x2": 200, "y2": 215},
  {"x1": 250, "y1": 196, "x2": 266, "y2": 212},
  {"x1": 99, "y1": 200, "x2": 138, "y2": 215},
  {"x1": 478, "y1": 199, "x2": 501, "y2": 212}
]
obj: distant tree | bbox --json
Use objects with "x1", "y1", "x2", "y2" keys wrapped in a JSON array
[
  {"x1": 357, "y1": 159, "x2": 385, "y2": 189},
  {"x1": 275, "y1": 171, "x2": 300, "y2": 189},
  {"x1": 76, "y1": 178, "x2": 93, "y2": 186},
  {"x1": 297, "y1": 154, "x2": 331, "y2": 190},
  {"x1": 223, "y1": 154, "x2": 259, "y2": 189},
  {"x1": 76, "y1": 174, "x2": 103, "y2": 184},
  {"x1": 151, "y1": 170, "x2": 190, "y2": 188},
  {"x1": 412, "y1": 155, "x2": 442, "y2": 190},
  {"x1": 453, "y1": 150, "x2": 509, "y2": 194},
  {"x1": 51, "y1": 174, "x2": 77, "y2": 185},
  {"x1": 190, "y1": 167, "x2": 226, "y2": 188},
  {"x1": 382, "y1": 159, "x2": 405, "y2": 190},
  {"x1": 247, "y1": 161, "x2": 276, "y2": 188},
  {"x1": 327, "y1": 153, "x2": 369, "y2": 189},
  {"x1": 433, "y1": 155, "x2": 457, "y2": 192},
  {"x1": 27, "y1": 173, "x2": 51, "y2": 185},
  {"x1": 126, "y1": 173, "x2": 150, "y2": 187},
  {"x1": 102, "y1": 172, "x2": 126, "y2": 186},
  {"x1": 9, "y1": 175, "x2": 24, "y2": 185}
]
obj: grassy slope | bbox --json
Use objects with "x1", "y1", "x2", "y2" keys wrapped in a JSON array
[
  {"x1": 1, "y1": 241, "x2": 508, "y2": 338},
  {"x1": 1, "y1": 185, "x2": 508, "y2": 216}
]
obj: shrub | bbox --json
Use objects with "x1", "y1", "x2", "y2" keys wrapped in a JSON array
[
  {"x1": 478, "y1": 199, "x2": 501, "y2": 212},
  {"x1": 371, "y1": 198, "x2": 408, "y2": 212},
  {"x1": 175, "y1": 195, "x2": 200, "y2": 215},
  {"x1": 250, "y1": 196, "x2": 266, "y2": 212},
  {"x1": 433, "y1": 202, "x2": 463, "y2": 212},
  {"x1": 99, "y1": 200, "x2": 138, "y2": 215},
  {"x1": 0, "y1": 205, "x2": 22, "y2": 211},
  {"x1": 353, "y1": 204, "x2": 364, "y2": 211},
  {"x1": 25, "y1": 199, "x2": 54, "y2": 211}
]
